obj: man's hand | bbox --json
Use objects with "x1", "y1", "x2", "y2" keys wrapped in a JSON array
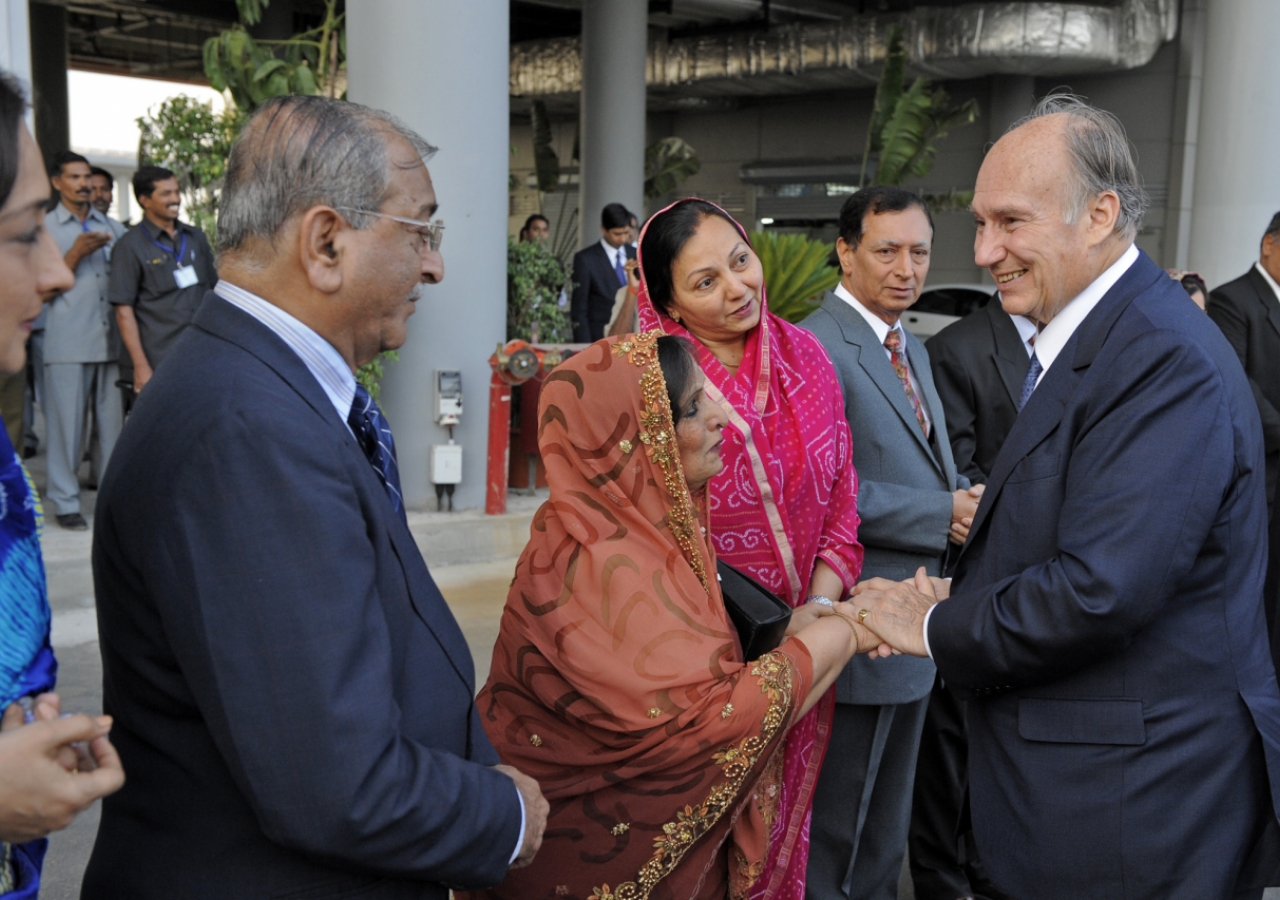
[
  {"x1": 64, "y1": 230, "x2": 110, "y2": 270},
  {"x1": 132, "y1": 362, "x2": 154, "y2": 394},
  {"x1": 950, "y1": 484, "x2": 985, "y2": 545},
  {"x1": 0, "y1": 711, "x2": 125, "y2": 843},
  {"x1": 851, "y1": 568, "x2": 938, "y2": 658},
  {"x1": 495, "y1": 764, "x2": 548, "y2": 869}
]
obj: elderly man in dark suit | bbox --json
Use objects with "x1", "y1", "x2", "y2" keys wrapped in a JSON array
[
  {"x1": 1209, "y1": 211, "x2": 1280, "y2": 666},
  {"x1": 570, "y1": 202, "x2": 635, "y2": 342},
  {"x1": 801, "y1": 186, "x2": 981, "y2": 900},
  {"x1": 82, "y1": 95, "x2": 548, "y2": 900},
  {"x1": 856, "y1": 95, "x2": 1280, "y2": 900}
]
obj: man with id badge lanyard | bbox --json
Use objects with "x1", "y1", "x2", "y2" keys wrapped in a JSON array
[
  {"x1": 43, "y1": 150, "x2": 124, "y2": 531},
  {"x1": 109, "y1": 166, "x2": 216, "y2": 408}
]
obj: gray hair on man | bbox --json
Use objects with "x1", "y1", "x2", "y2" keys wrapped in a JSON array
[
  {"x1": 216, "y1": 94, "x2": 437, "y2": 261},
  {"x1": 1012, "y1": 93, "x2": 1149, "y2": 241}
]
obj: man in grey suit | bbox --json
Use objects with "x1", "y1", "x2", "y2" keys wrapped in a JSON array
[{"x1": 802, "y1": 186, "x2": 981, "y2": 900}]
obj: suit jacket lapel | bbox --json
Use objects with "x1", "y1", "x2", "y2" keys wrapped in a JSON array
[
  {"x1": 989, "y1": 305, "x2": 1031, "y2": 408},
  {"x1": 821, "y1": 293, "x2": 937, "y2": 462},
  {"x1": 904, "y1": 333, "x2": 947, "y2": 478},
  {"x1": 1246, "y1": 267, "x2": 1280, "y2": 342},
  {"x1": 196, "y1": 293, "x2": 478, "y2": 691},
  {"x1": 384, "y1": 520, "x2": 477, "y2": 690},
  {"x1": 959, "y1": 251, "x2": 1160, "y2": 558}
]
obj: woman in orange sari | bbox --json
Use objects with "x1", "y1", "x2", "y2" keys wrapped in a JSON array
[{"x1": 472, "y1": 333, "x2": 885, "y2": 900}]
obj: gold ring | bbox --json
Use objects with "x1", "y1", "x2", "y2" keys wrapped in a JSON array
[{"x1": 858, "y1": 608, "x2": 870, "y2": 623}]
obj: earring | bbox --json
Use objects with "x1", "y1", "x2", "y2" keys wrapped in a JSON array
[{"x1": 671, "y1": 311, "x2": 681, "y2": 323}]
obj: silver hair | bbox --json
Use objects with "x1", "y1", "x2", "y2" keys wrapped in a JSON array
[
  {"x1": 1010, "y1": 93, "x2": 1148, "y2": 240},
  {"x1": 216, "y1": 94, "x2": 437, "y2": 260}
]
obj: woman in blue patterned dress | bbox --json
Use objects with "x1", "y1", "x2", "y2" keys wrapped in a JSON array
[{"x1": 0, "y1": 71, "x2": 124, "y2": 898}]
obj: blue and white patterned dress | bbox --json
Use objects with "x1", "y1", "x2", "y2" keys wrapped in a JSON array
[{"x1": 0, "y1": 420, "x2": 55, "y2": 898}]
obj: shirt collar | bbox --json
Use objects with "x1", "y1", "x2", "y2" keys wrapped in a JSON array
[
  {"x1": 599, "y1": 238, "x2": 622, "y2": 264},
  {"x1": 213, "y1": 280, "x2": 357, "y2": 429},
  {"x1": 1033, "y1": 243, "x2": 1139, "y2": 380},
  {"x1": 1254, "y1": 262, "x2": 1280, "y2": 305},
  {"x1": 1009, "y1": 312, "x2": 1038, "y2": 355},
  {"x1": 53, "y1": 201, "x2": 106, "y2": 227},
  {"x1": 834, "y1": 282, "x2": 901, "y2": 347},
  {"x1": 140, "y1": 217, "x2": 190, "y2": 241}
]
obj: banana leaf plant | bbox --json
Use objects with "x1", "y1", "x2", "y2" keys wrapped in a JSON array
[{"x1": 859, "y1": 26, "x2": 978, "y2": 189}]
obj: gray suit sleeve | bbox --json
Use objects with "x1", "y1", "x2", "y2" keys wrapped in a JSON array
[{"x1": 856, "y1": 478, "x2": 953, "y2": 556}]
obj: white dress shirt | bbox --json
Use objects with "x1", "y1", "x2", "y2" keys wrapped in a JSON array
[
  {"x1": 1255, "y1": 262, "x2": 1280, "y2": 305},
  {"x1": 921, "y1": 243, "x2": 1138, "y2": 659},
  {"x1": 1010, "y1": 313, "x2": 1037, "y2": 357},
  {"x1": 214, "y1": 280, "x2": 527, "y2": 861},
  {"x1": 600, "y1": 238, "x2": 627, "y2": 273},
  {"x1": 1029, "y1": 243, "x2": 1139, "y2": 389},
  {"x1": 835, "y1": 283, "x2": 932, "y2": 435}
]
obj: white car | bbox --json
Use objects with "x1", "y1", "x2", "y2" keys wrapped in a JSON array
[{"x1": 901, "y1": 283, "x2": 999, "y2": 340}]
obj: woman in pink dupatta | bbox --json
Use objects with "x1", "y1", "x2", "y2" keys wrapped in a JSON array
[{"x1": 636, "y1": 199, "x2": 864, "y2": 900}]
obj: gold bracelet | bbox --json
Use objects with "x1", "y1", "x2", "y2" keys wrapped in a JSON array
[{"x1": 832, "y1": 612, "x2": 861, "y2": 647}]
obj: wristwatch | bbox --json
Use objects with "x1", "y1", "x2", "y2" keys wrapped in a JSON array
[{"x1": 806, "y1": 595, "x2": 835, "y2": 607}]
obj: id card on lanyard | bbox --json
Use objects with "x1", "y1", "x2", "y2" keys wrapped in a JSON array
[{"x1": 151, "y1": 228, "x2": 197, "y2": 288}]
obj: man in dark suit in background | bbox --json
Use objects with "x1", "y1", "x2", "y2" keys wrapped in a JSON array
[
  {"x1": 927, "y1": 301, "x2": 1034, "y2": 485},
  {"x1": 1209, "y1": 211, "x2": 1280, "y2": 668},
  {"x1": 801, "y1": 186, "x2": 981, "y2": 900},
  {"x1": 83, "y1": 95, "x2": 548, "y2": 900},
  {"x1": 570, "y1": 201, "x2": 635, "y2": 342},
  {"x1": 857, "y1": 95, "x2": 1280, "y2": 900},
  {"x1": 907, "y1": 298, "x2": 1034, "y2": 900}
]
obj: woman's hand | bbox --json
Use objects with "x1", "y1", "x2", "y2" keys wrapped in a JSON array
[
  {"x1": 786, "y1": 600, "x2": 834, "y2": 636},
  {"x1": 832, "y1": 601, "x2": 895, "y2": 658}
]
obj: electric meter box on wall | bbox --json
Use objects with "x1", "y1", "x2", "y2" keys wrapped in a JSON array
[
  {"x1": 435, "y1": 369, "x2": 462, "y2": 426},
  {"x1": 430, "y1": 443, "x2": 463, "y2": 486}
]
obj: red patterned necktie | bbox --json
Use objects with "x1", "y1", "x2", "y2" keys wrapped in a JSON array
[{"x1": 883, "y1": 328, "x2": 928, "y2": 437}]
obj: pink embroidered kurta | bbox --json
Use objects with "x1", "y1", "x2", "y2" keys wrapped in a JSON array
[{"x1": 636, "y1": 199, "x2": 864, "y2": 900}]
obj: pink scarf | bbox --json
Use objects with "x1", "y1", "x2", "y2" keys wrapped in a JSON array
[{"x1": 636, "y1": 200, "x2": 864, "y2": 900}]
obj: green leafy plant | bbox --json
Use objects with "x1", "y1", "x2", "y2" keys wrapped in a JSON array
[
  {"x1": 859, "y1": 26, "x2": 978, "y2": 190},
  {"x1": 750, "y1": 230, "x2": 840, "y2": 324},
  {"x1": 530, "y1": 100, "x2": 561, "y2": 194},
  {"x1": 508, "y1": 239, "x2": 572, "y2": 344},
  {"x1": 203, "y1": 0, "x2": 345, "y2": 114},
  {"x1": 137, "y1": 96, "x2": 242, "y2": 241},
  {"x1": 645, "y1": 137, "x2": 701, "y2": 200},
  {"x1": 356, "y1": 351, "x2": 398, "y2": 400}
]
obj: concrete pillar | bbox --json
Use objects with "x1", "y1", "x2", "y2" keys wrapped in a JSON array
[
  {"x1": 347, "y1": 0, "x2": 508, "y2": 511},
  {"x1": 1187, "y1": 0, "x2": 1280, "y2": 290},
  {"x1": 987, "y1": 75, "x2": 1035, "y2": 143},
  {"x1": 0, "y1": 1, "x2": 30, "y2": 90},
  {"x1": 577, "y1": 0, "x2": 648, "y2": 248},
  {"x1": 1163, "y1": 0, "x2": 1208, "y2": 270},
  {"x1": 28, "y1": 0, "x2": 67, "y2": 170}
]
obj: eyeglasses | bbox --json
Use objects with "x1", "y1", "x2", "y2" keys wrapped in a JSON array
[{"x1": 336, "y1": 207, "x2": 445, "y2": 252}]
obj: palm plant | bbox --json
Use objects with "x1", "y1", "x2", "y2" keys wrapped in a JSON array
[
  {"x1": 751, "y1": 230, "x2": 840, "y2": 324},
  {"x1": 859, "y1": 25, "x2": 978, "y2": 208},
  {"x1": 645, "y1": 137, "x2": 701, "y2": 200}
]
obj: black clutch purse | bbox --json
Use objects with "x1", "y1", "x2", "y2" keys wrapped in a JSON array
[{"x1": 717, "y1": 560, "x2": 793, "y2": 661}]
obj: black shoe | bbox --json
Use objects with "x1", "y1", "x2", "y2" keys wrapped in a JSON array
[
  {"x1": 56, "y1": 513, "x2": 88, "y2": 531},
  {"x1": 22, "y1": 445, "x2": 36, "y2": 459}
]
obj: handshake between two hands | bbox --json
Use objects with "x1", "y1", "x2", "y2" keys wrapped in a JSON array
[{"x1": 849, "y1": 567, "x2": 951, "y2": 660}]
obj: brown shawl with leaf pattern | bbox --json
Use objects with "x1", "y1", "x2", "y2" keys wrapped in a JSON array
[{"x1": 471, "y1": 333, "x2": 814, "y2": 900}]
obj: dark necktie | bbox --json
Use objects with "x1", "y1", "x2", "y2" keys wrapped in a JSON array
[
  {"x1": 883, "y1": 328, "x2": 928, "y2": 437},
  {"x1": 614, "y1": 251, "x2": 627, "y2": 287},
  {"x1": 348, "y1": 384, "x2": 406, "y2": 523},
  {"x1": 1019, "y1": 352, "x2": 1043, "y2": 411}
]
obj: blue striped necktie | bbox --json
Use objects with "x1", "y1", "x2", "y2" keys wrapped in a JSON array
[
  {"x1": 1018, "y1": 351, "x2": 1043, "y2": 411},
  {"x1": 348, "y1": 384, "x2": 406, "y2": 523}
]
